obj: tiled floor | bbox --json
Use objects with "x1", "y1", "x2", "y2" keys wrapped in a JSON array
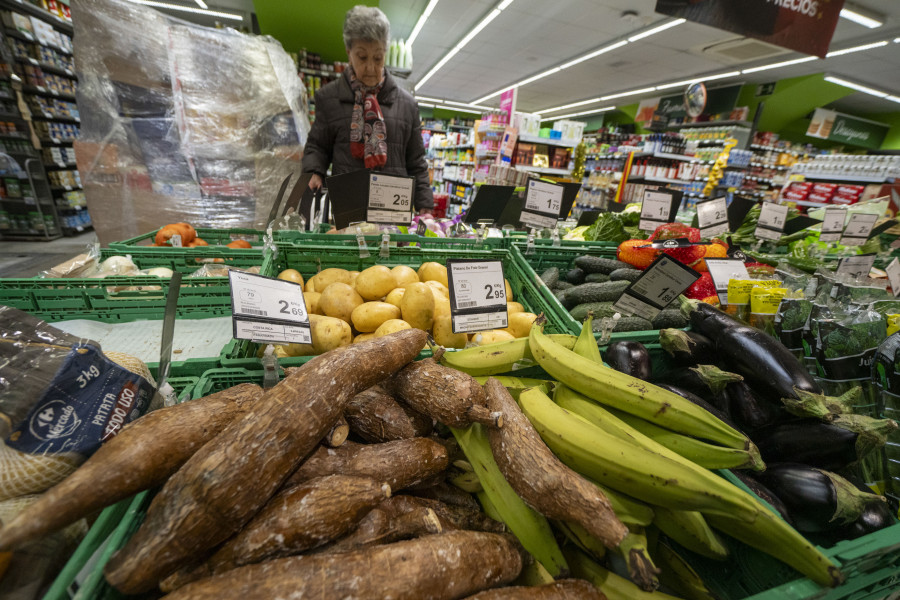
[{"x1": 0, "y1": 230, "x2": 98, "y2": 277}]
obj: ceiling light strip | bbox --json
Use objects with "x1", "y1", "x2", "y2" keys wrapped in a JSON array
[
  {"x1": 839, "y1": 7, "x2": 883, "y2": 29},
  {"x1": 826, "y1": 40, "x2": 889, "y2": 57},
  {"x1": 557, "y1": 40, "x2": 628, "y2": 70},
  {"x1": 125, "y1": 0, "x2": 242, "y2": 20},
  {"x1": 824, "y1": 76, "x2": 889, "y2": 98},
  {"x1": 194, "y1": 0, "x2": 207, "y2": 8},
  {"x1": 538, "y1": 97, "x2": 603, "y2": 114},
  {"x1": 600, "y1": 86, "x2": 657, "y2": 101},
  {"x1": 541, "y1": 106, "x2": 616, "y2": 121},
  {"x1": 741, "y1": 56, "x2": 818, "y2": 74},
  {"x1": 407, "y1": 0, "x2": 439, "y2": 46},
  {"x1": 627, "y1": 18, "x2": 686, "y2": 42}
]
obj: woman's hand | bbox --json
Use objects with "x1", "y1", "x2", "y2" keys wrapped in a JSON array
[
  {"x1": 309, "y1": 173, "x2": 323, "y2": 191},
  {"x1": 417, "y1": 208, "x2": 432, "y2": 216}
]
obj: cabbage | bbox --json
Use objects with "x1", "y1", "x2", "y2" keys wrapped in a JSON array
[{"x1": 584, "y1": 213, "x2": 628, "y2": 244}]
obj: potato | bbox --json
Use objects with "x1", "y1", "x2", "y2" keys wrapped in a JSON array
[
  {"x1": 471, "y1": 330, "x2": 515, "y2": 345},
  {"x1": 353, "y1": 333, "x2": 376, "y2": 344},
  {"x1": 351, "y1": 301, "x2": 401, "y2": 333},
  {"x1": 305, "y1": 278, "x2": 317, "y2": 293},
  {"x1": 349, "y1": 271, "x2": 360, "y2": 285},
  {"x1": 374, "y1": 319, "x2": 412, "y2": 337},
  {"x1": 433, "y1": 295, "x2": 451, "y2": 321},
  {"x1": 505, "y1": 279, "x2": 513, "y2": 301},
  {"x1": 319, "y1": 282, "x2": 364, "y2": 323},
  {"x1": 424, "y1": 280, "x2": 450, "y2": 300},
  {"x1": 312, "y1": 268, "x2": 352, "y2": 293},
  {"x1": 432, "y1": 315, "x2": 467, "y2": 349},
  {"x1": 507, "y1": 302, "x2": 525, "y2": 314},
  {"x1": 400, "y1": 282, "x2": 435, "y2": 332},
  {"x1": 355, "y1": 265, "x2": 397, "y2": 301},
  {"x1": 417, "y1": 262, "x2": 449, "y2": 287},
  {"x1": 384, "y1": 287, "x2": 405, "y2": 309},
  {"x1": 309, "y1": 314, "x2": 353, "y2": 353},
  {"x1": 277, "y1": 269, "x2": 304, "y2": 287},
  {"x1": 391, "y1": 265, "x2": 419, "y2": 287},
  {"x1": 304, "y1": 291, "x2": 323, "y2": 315},
  {"x1": 503, "y1": 312, "x2": 538, "y2": 338}
]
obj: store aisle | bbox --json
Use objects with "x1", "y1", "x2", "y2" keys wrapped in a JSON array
[{"x1": 0, "y1": 230, "x2": 97, "y2": 277}]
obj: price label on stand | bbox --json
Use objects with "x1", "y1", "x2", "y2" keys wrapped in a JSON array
[
  {"x1": 520, "y1": 179, "x2": 563, "y2": 230},
  {"x1": 754, "y1": 202, "x2": 789, "y2": 241},
  {"x1": 705, "y1": 258, "x2": 750, "y2": 304},
  {"x1": 229, "y1": 271, "x2": 311, "y2": 345},
  {"x1": 840, "y1": 213, "x2": 878, "y2": 247},
  {"x1": 368, "y1": 173, "x2": 414, "y2": 225},
  {"x1": 446, "y1": 259, "x2": 508, "y2": 334},
  {"x1": 639, "y1": 189, "x2": 681, "y2": 233},
  {"x1": 613, "y1": 255, "x2": 701, "y2": 321},
  {"x1": 836, "y1": 254, "x2": 876, "y2": 279},
  {"x1": 886, "y1": 258, "x2": 900, "y2": 297},
  {"x1": 696, "y1": 197, "x2": 729, "y2": 238},
  {"x1": 818, "y1": 207, "x2": 847, "y2": 243}
]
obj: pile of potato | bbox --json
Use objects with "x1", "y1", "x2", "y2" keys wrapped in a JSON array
[{"x1": 271, "y1": 262, "x2": 537, "y2": 357}]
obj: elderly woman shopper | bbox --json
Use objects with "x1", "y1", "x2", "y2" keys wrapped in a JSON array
[{"x1": 302, "y1": 5, "x2": 434, "y2": 213}]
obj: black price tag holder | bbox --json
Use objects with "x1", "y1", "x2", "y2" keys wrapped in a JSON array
[
  {"x1": 520, "y1": 179, "x2": 565, "y2": 230},
  {"x1": 446, "y1": 259, "x2": 509, "y2": 334},
  {"x1": 639, "y1": 188, "x2": 682, "y2": 233},
  {"x1": 229, "y1": 271, "x2": 312, "y2": 345},
  {"x1": 326, "y1": 169, "x2": 414, "y2": 229},
  {"x1": 464, "y1": 184, "x2": 517, "y2": 224},
  {"x1": 614, "y1": 254, "x2": 701, "y2": 321},
  {"x1": 727, "y1": 195, "x2": 758, "y2": 233},
  {"x1": 577, "y1": 210, "x2": 601, "y2": 227},
  {"x1": 696, "y1": 197, "x2": 729, "y2": 238}
]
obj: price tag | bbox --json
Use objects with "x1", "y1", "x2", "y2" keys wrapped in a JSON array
[
  {"x1": 416, "y1": 220, "x2": 427, "y2": 236},
  {"x1": 887, "y1": 258, "x2": 900, "y2": 297},
  {"x1": 614, "y1": 255, "x2": 701, "y2": 320},
  {"x1": 818, "y1": 207, "x2": 846, "y2": 243},
  {"x1": 696, "y1": 197, "x2": 729, "y2": 238},
  {"x1": 639, "y1": 189, "x2": 680, "y2": 232},
  {"x1": 368, "y1": 173, "x2": 413, "y2": 224},
  {"x1": 169, "y1": 234, "x2": 182, "y2": 247},
  {"x1": 836, "y1": 255, "x2": 875, "y2": 279},
  {"x1": 704, "y1": 258, "x2": 750, "y2": 304},
  {"x1": 446, "y1": 259, "x2": 508, "y2": 334},
  {"x1": 519, "y1": 210, "x2": 557, "y2": 229},
  {"x1": 520, "y1": 179, "x2": 563, "y2": 229},
  {"x1": 229, "y1": 271, "x2": 311, "y2": 345},
  {"x1": 840, "y1": 213, "x2": 878, "y2": 247},
  {"x1": 754, "y1": 202, "x2": 788, "y2": 241}
]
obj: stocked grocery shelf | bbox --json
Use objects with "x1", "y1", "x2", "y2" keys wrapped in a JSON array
[
  {"x1": 794, "y1": 173, "x2": 894, "y2": 184},
  {"x1": 477, "y1": 123, "x2": 506, "y2": 133},
  {"x1": 23, "y1": 85, "x2": 76, "y2": 101},
  {"x1": 0, "y1": 0, "x2": 73, "y2": 33},
  {"x1": 0, "y1": 133, "x2": 29, "y2": 142},
  {"x1": 750, "y1": 161, "x2": 790, "y2": 170},
  {"x1": 29, "y1": 112, "x2": 80, "y2": 124},
  {"x1": 51, "y1": 184, "x2": 81, "y2": 192},
  {"x1": 39, "y1": 137, "x2": 75, "y2": 145},
  {"x1": 513, "y1": 165, "x2": 570, "y2": 176},
  {"x1": 633, "y1": 151, "x2": 699, "y2": 162},
  {"x1": 439, "y1": 177, "x2": 474, "y2": 186},
  {"x1": 298, "y1": 66, "x2": 339, "y2": 78},
  {"x1": 0, "y1": 230, "x2": 61, "y2": 240},
  {"x1": 517, "y1": 133, "x2": 580, "y2": 148},
  {"x1": 751, "y1": 143, "x2": 800, "y2": 155},
  {"x1": 14, "y1": 55, "x2": 75, "y2": 79},
  {"x1": 673, "y1": 120, "x2": 753, "y2": 129},
  {"x1": 434, "y1": 144, "x2": 474, "y2": 150},
  {"x1": 45, "y1": 160, "x2": 77, "y2": 169},
  {"x1": 443, "y1": 161, "x2": 475, "y2": 166},
  {"x1": 628, "y1": 175, "x2": 693, "y2": 186}
]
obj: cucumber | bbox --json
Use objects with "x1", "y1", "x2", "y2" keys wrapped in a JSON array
[
  {"x1": 553, "y1": 281, "x2": 575, "y2": 291},
  {"x1": 569, "y1": 302, "x2": 617, "y2": 322},
  {"x1": 566, "y1": 268, "x2": 586, "y2": 285},
  {"x1": 592, "y1": 316, "x2": 653, "y2": 333},
  {"x1": 585, "y1": 273, "x2": 610, "y2": 284},
  {"x1": 609, "y1": 268, "x2": 642, "y2": 282},
  {"x1": 574, "y1": 255, "x2": 631, "y2": 275},
  {"x1": 555, "y1": 289, "x2": 573, "y2": 309},
  {"x1": 563, "y1": 280, "x2": 630, "y2": 306},
  {"x1": 651, "y1": 308, "x2": 689, "y2": 329},
  {"x1": 540, "y1": 267, "x2": 559, "y2": 288}
]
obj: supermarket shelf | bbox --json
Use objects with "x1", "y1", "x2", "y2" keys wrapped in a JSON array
[
  {"x1": 475, "y1": 151, "x2": 498, "y2": 158},
  {"x1": 0, "y1": 230, "x2": 62, "y2": 240},
  {"x1": 30, "y1": 113, "x2": 80, "y2": 124},
  {"x1": 696, "y1": 139, "x2": 729, "y2": 146},
  {"x1": 751, "y1": 143, "x2": 799, "y2": 155},
  {"x1": 56, "y1": 203, "x2": 86, "y2": 211},
  {"x1": 423, "y1": 126, "x2": 446, "y2": 133},
  {"x1": 298, "y1": 67, "x2": 340, "y2": 78},
  {"x1": 441, "y1": 177, "x2": 474, "y2": 186},
  {"x1": 435, "y1": 144, "x2": 474, "y2": 150},
  {"x1": 444, "y1": 161, "x2": 475, "y2": 166},
  {"x1": 0, "y1": 133, "x2": 28, "y2": 141},
  {"x1": 794, "y1": 173, "x2": 893, "y2": 184},
  {"x1": 745, "y1": 176, "x2": 776, "y2": 184},
  {"x1": 477, "y1": 124, "x2": 506, "y2": 134},
  {"x1": 0, "y1": 0, "x2": 73, "y2": 34},
  {"x1": 0, "y1": 111, "x2": 24, "y2": 120},
  {"x1": 785, "y1": 199, "x2": 831, "y2": 208},
  {"x1": 3, "y1": 27, "x2": 72, "y2": 55},
  {"x1": 23, "y1": 85, "x2": 76, "y2": 101},
  {"x1": 51, "y1": 185, "x2": 81, "y2": 193},
  {"x1": 447, "y1": 124, "x2": 473, "y2": 131},
  {"x1": 750, "y1": 161, "x2": 790, "y2": 170},
  {"x1": 517, "y1": 133, "x2": 580, "y2": 148},
  {"x1": 45, "y1": 161, "x2": 77, "y2": 169},
  {"x1": 514, "y1": 165, "x2": 570, "y2": 176},
  {"x1": 0, "y1": 197, "x2": 40, "y2": 206},
  {"x1": 62, "y1": 223, "x2": 92, "y2": 235},
  {"x1": 628, "y1": 175, "x2": 693, "y2": 186},
  {"x1": 14, "y1": 55, "x2": 75, "y2": 79},
  {"x1": 40, "y1": 138, "x2": 75, "y2": 146},
  {"x1": 633, "y1": 151, "x2": 699, "y2": 162},
  {"x1": 673, "y1": 120, "x2": 752, "y2": 129}
]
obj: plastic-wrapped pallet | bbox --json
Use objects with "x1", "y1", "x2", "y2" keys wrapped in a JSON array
[{"x1": 70, "y1": 0, "x2": 310, "y2": 244}]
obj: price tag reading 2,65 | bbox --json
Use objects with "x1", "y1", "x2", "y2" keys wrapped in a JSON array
[
  {"x1": 368, "y1": 173, "x2": 414, "y2": 225},
  {"x1": 446, "y1": 259, "x2": 508, "y2": 334},
  {"x1": 696, "y1": 197, "x2": 729, "y2": 238},
  {"x1": 614, "y1": 255, "x2": 701, "y2": 321},
  {"x1": 818, "y1": 207, "x2": 847, "y2": 243},
  {"x1": 229, "y1": 271, "x2": 311, "y2": 345},
  {"x1": 754, "y1": 202, "x2": 789, "y2": 241},
  {"x1": 840, "y1": 213, "x2": 878, "y2": 247}
]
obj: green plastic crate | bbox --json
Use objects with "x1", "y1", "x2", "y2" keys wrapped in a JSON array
[
  {"x1": 221, "y1": 244, "x2": 566, "y2": 369},
  {"x1": 192, "y1": 367, "x2": 271, "y2": 399},
  {"x1": 109, "y1": 227, "x2": 264, "y2": 250},
  {"x1": 273, "y1": 231, "x2": 506, "y2": 250}
]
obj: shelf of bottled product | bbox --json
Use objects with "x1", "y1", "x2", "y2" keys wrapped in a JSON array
[
  {"x1": 23, "y1": 85, "x2": 76, "y2": 101},
  {"x1": 0, "y1": 0, "x2": 72, "y2": 33},
  {"x1": 628, "y1": 175, "x2": 695, "y2": 186},
  {"x1": 516, "y1": 134, "x2": 580, "y2": 148},
  {"x1": 750, "y1": 143, "x2": 800, "y2": 155},
  {"x1": 477, "y1": 123, "x2": 506, "y2": 134},
  {"x1": 793, "y1": 173, "x2": 894, "y2": 184},
  {"x1": 443, "y1": 161, "x2": 475, "y2": 166},
  {"x1": 14, "y1": 55, "x2": 75, "y2": 79},
  {"x1": 438, "y1": 177, "x2": 475, "y2": 186},
  {"x1": 671, "y1": 120, "x2": 753, "y2": 129},
  {"x1": 434, "y1": 144, "x2": 474, "y2": 151}
]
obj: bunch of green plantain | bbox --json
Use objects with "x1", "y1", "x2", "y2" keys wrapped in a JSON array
[{"x1": 443, "y1": 316, "x2": 846, "y2": 599}]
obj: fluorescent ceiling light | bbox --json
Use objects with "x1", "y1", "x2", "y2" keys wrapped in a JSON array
[
  {"x1": 557, "y1": 40, "x2": 628, "y2": 70},
  {"x1": 601, "y1": 87, "x2": 656, "y2": 101},
  {"x1": 886, "y1": 96, "x2": 900, "y2": 104},
  {"x1": 125, "y1": 0, "x2": 242, "y2": 20},
  {"x1": 627, "y1": 18, "x2": 685, "y2": 42},
  {"x1": 497, "y1": 0, "x2": 515, "y2": 9},
  {"x1": 824, "y1": 75, "x2": 888, "y2": 97},
  {"x1": 655, "y1": 70, "x2": 741, "y2": 90},
  {"x1": 415, "y1": 96, "x2": 443, "y2": 103},
  {"x1": 741, "y1": 56, "x2": 818, "y2": 74},
  {"x1": 895, "y1": 38, "x2": 900, "y2": 43},
  {"x1": 442, "y1": 99, "x2": 491, "y2": 110},
  {"x1": 194, "y1": 0, "x2": 207, "y2": 7},
  {"x1": 840, "y1": 7, "x2": 883, "y2": 28},
  {"x1": 448, "y1": 107, "x2": 484, "y2": 114},
  {"x1": 826, "y1": 40, "x2": 889, "y2": 57},
  {"x1": 418, "y1": 102, "x2": 436, "y2": 108},
  {"x1": 407, "y1": 0, "x2": 439, "y2": 46},
  {"x1": 538, "y1": 97, "x2": 603, "y2": 114},
  {"x1": 542, "y1": 106, "x2": 615, "y2": 121}
]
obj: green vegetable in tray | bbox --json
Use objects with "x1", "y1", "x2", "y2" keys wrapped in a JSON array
[
  {"x1": 584, "y1": 213, "x2": 628, "y2": 244},
  {"x1": 819, "y1": 311, "x2": 886, "y2": 360},
  {"x1": 777, "y1": 298, "x2": 812, "y2": 333}
]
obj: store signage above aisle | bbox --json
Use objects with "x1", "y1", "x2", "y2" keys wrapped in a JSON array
[
  {"x1": 447, "y1": 259, "x2": 508, "y2": 334},
  {"x1": 641, "y1": 84, "x2": 742, "y2": 126},
  {"x1": 806, "y1": 108, "x2": 889, "y2": 150},
  {"x1": 326, "y1": 169, "x2": 415, "y2": 228},
  {"x1": 656, "y1": 0, "x2": 845, "y2": 58},
  {"x1": 229, "y1": 271, "x2": 311, "y2": 345}
]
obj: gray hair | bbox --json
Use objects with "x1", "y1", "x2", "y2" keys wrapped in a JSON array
[{"x1": 343, "y1": 5, "x2": 390, "y2": 50}]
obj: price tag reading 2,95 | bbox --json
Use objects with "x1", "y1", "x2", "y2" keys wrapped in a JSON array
[
  {"x1": 614, "y1": 255, "x2": 701, "y2": 321},
  {"x1": 446, "y1": 259, "x2": 508, "y2": 334},
  {"x1": 696, "y1": 197, "x2": 729, "y2": 238},
  {"x1": 229, "y1": 271, "x2": 311, "y2": 345},
  {"x1": 754, "y1": 202, "x2": 789, "y2": 241}
]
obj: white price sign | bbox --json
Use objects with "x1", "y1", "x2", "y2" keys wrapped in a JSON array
[
  {"x1": 639, "y1": 189, "x2": 678, "y2": 232},
  {"x1": 525, "y1": 179, "x2": 564, "y2": 217},
  {"x1": 840, "y1": 213, "x2": 878, "y2": 246},
  {"x1": 754, "y1": 202, "x2": 789, "y2": 241},
  {"x1": 519, "y1": 210, "x2": 558, "y2": 230},
  {"x1": 696, "y1": 197, "x2": 729, "y2": 238},
  {"x1": 819, "y1": 207, "x2": 847, "y2": 243},
  {"x1": 229, "y1": 271, "x2": 311, "y2": 344},
  {"x1": 836, "y1": 255, "x2": 876, "y2": 279},
  {"x1": 887, "y1": 258, "x2": 900, "y2": 297},
  {"x1": 368, "y1": 173, "x2": 413, "y2": 223},
  {"x1": 614, "y1": 256, "x2": 700, "y2": 320},
  {"x1": 705, "y1": 258, "x2": 750, "y2": 304},
  {"x1": 447, "y1": 259, "x2": 508, "y2": 334}
]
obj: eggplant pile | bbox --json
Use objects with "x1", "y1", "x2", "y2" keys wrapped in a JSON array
[{"x1": 600, "y1": 299, "x2": 898, "y2": 549}]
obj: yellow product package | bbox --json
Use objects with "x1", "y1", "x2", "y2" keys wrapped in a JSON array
[
  {"x1": 726, "y1": 279, "x2": 780, "y2": 322},
  {"x1": 749, "y1": 287, "x2": 788, "y2": 333}
]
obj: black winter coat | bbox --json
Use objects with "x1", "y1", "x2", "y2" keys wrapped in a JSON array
[{"x1": 301, "y1": 70, "x2": 434, "y2": 210}]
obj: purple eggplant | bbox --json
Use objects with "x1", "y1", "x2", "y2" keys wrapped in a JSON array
[
  {"x1": 655, "y1": 383, "x2": 738, "y2": 430},
  {"x1": 717, "y1": 381, "x2": 785, "y2": 432},
  {"x1": 757, "y1": 463, "x2": 886, "y2": 533},
  {"x1": 603, "y1": 341, "x2": 652, "y2": 381},
  {"x1": 655, "y1": 364, "x2": 742, "y2": 403},
  {"x1": 658, "y1": 328, "x2": 717, "y2": 367},
  {"x1": 837, "y1": 500, "x2": 896, "y2": 540},
  {"x1": 729, "y1": 470, "x2": 793, "y2": 525},
  {"x1": 754, "y1": 419, "x2": 859, "y2": 471}
]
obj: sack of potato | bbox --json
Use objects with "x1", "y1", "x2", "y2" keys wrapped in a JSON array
[{"x1": 268, "y1": 262, "x2": 536, "y2": 358}]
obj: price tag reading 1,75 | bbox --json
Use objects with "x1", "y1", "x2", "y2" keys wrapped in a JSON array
[
  {"x1": 696, "y1": 197, "x2": 729, "y2": 238},
  {"x1": 229, "y1": 271, "x2": 311, "y2": 345},
  {"x1": 519, "y1": 179, "x2": 564, "y2": 230},
  {"x1": 446, "y1": 259, "x2": 508, "y2": 334},
  {"x1": 754, "y1": 202, "x2": 789, "y2": 241},
  {"x1": 818, "y1": 207, "x2": 847, "y2": 243},
  {"x1": 613, "y1": 255, "x2": 701, "y2": 321}
]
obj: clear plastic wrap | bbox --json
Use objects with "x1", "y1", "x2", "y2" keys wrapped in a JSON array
[{"x1": 71, "y1": 0, "x2": 310, "y2": 244}]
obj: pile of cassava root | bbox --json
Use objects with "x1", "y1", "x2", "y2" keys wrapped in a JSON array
[{"x1": 0, "y1": 329, "x2": 616, "y2": 599}]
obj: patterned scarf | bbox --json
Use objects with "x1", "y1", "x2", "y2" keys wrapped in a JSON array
[{"x1": 349, "y1": 66, "x2": 388, "y2": 169}]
